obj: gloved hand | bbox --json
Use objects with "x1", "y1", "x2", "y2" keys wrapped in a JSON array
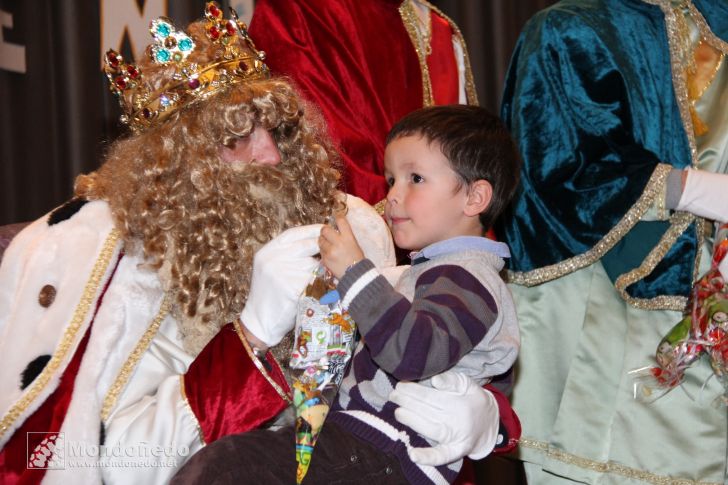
[
  {"x1": 240, "y1": 224, "x2": 322, "y2": 347},
  {"x1": 390, "y1": 370, "x2": 499, "y2": 466},
  {"x1": 676, "y1": 169, "x2": 728, "y2": 223}
]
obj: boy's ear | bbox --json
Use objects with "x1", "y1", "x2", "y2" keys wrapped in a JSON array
[{"x1": 464, "y1": 180, "x2": 492, "y2": 217}]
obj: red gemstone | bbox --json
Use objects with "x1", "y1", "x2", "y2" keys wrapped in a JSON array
[
  {"x1": 188, "y1": 78, "x2": 200, "y2": 89},
  {"x1": 208, "y1": 26, "x2": 220, "y2": 40},
  {"x1": 107, "y1": 51, "x2": 120, "y2": 68},
  {"x1": 142, "y1": 108, "x2": 152, "y2": 119},
  {"x1": 226, "y1": 21, "x2": 236, "y2": 36},
  {"x1": 238, "y1": 60, "x2": 248, "y2": 71},
  {"x1": 126, "y1": 65, "x2": 139, "y2": 79},
  {"x1": 208, "y1": 4, "x2": 221, "y2": 18},
  {"x1": 115, "y1": 76, "x2": 127, "y2": 89}
]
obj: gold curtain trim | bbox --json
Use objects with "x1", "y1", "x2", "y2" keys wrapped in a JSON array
[
  {"x1": 520, "y1": 438, "x2": 721, "y2": 485},
  {"x1": 508, "y1": 164, "x2": 672, "y2": 288},
  {"x1": 0, "y1": 229, "x2": 121, "y2": 440},
  {"x1": 179, "y1": 375, "x2": 207, "y2": 447},
  {"x1": 101, "y1": 294, "x2": 171, "y2": 422},
  {"x1": 234, "y1": 318, "x2": 292, "y2": 405}
]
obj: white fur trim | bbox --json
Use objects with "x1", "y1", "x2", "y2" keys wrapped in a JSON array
[{"x1": 0, "y1": 201, "x2": 121, "y2": 450}]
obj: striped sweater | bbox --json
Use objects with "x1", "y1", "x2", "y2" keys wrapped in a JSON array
[{"x1": 329, "y1": 237, "x2": 519, "y2": 485}]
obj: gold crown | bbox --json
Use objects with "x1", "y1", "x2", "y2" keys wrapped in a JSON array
[{"x1": 104, "y1": 2, "x2": 269, "y2": 132}]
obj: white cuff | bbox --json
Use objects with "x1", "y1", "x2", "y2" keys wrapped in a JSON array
[{"x1": 676, "y1": 169, "x2": 728, "y2": 223}]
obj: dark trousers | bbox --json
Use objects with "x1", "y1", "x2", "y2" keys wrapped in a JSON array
[{"x1": 172, "y1": 421, "x2": 408, "y2": 484}]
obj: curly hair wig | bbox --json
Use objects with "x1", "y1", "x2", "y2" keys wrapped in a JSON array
[{"x1": 76, "y1": 21, "x2": 342, "y2": 352}]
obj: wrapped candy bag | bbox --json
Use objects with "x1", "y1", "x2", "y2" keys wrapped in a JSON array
[
  {"x1": 631, "y1": 223, "x2": 728, "y2": 404},
  {"x1": 289, "y1": 261, "x2": 358, "y2": 483}
]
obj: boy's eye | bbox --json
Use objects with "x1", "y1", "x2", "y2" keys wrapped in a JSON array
[
  {"x1": 385, "y1": 176, "x2": 395, "y2": 187},
  {"x1": 411, "y1": 173, "x2": 424, "y2": 184}
]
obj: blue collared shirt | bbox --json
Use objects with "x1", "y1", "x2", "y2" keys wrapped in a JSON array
[{"x1": 409, "y1": 236, "x2": 510, "y2": 265}]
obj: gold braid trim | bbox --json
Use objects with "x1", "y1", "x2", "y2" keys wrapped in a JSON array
[
  {"x1": 0, "y1": 229, "x2": 121, "y2": 439},
  {"x1": 101, "y1": 294, "x2": 171, "y2": 422},
  {"x1": 398, "y1": 1, "x2": 480, "y2": 107},
  {"x1": 234, "y1": 319, "x2": 292, "y2": 405},
  {"x1": 399, "y1": 0, "x2": 434, "y2": 107},
  {"x1": 179, "y1": 375, "x2": 206, "y2": 446},
  {"x1": 508, "y1": 164, "x2": 672, "y2": 288},
  {"x1": 421, "y1": 0, "x2": 479, "y2": 106},
  {"x1": 614, "y1": 211, "x2": 698, "y2": 311},
  {"x1": 520, "y1": 438, "x2": 721, "y2": 485}
]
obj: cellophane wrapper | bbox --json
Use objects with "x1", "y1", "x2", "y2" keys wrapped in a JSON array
[
  {"x1": 289, "y1": 263, "x2": 358, "y2": 483},
  {"x1": 632, "y1": 223, "x2": 728, "y2": 405}
]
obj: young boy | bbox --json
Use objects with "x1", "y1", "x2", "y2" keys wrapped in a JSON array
[
  {"x1": 317, "y1": 105, "x2": 521, "y2": 484},
  {"x1": 172, "y1": 105, "x2": 521, "y2": 484}
]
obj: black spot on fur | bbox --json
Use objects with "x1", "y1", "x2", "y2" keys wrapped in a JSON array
[
  {"x1": 21, "y1": 355, "x2": 52, "y2": 389},
  {"x1": 99, "y1": 421, "x2": 106, "y2": 446},
  {"x1": 48, "y1": 198, "x2": 88, "y2": 226}
]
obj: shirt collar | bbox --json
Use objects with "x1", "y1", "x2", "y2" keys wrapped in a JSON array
[{"x1": 409, "y1": 236, "x2": 511, "y2": 264}]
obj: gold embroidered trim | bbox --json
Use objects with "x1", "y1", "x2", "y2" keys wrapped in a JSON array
[
  {"x1": 508, "y1": 164, "x2": 672, "y2": 287},
  {"x1": 520, "y1": 438, "x2": 721, "y2": 485},
  {"x1": 234, "y1": 319, "x2": 292, "y2": 405},
  {"x1": 399, "y1": 0, "x2": 434, "y2": 107},
  {"x1": 179, "y1": 375, "x2": 206, "y2": 447},
  {"x1": 614, "y1": 211, "x2": 695, "y2": 311},
  {"x1": 0, "y1": 229, "x2": 121, "y2": 439},
  {"x1": 398, "y1": 1, "x2": 479, "y2": 107},
  {"x1": 422, "y1": 0, "x2": 479, "y2": 106},
  {"x1": 101, "y1": 294, "x2": 171, "y2": 422}
]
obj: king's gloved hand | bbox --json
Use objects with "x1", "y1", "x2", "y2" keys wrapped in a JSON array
[
  {"x1": 390, "y1": 370, "x2": 499, "y2": 466},
  {"x1": 241, "y1": 224, "x2": 322, "y2": 348}
]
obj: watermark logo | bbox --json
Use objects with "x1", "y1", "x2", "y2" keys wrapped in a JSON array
[
  {"x1": 26, "y1": 432, "x2": 189, "y2": 470},
  {"x1": 27, "y1": 432, "x2": 65, "y2": 469}
]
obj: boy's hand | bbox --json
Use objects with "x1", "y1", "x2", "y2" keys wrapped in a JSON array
[{"x1": 319, "y1": 215, "x2": 365, "y2": 279}]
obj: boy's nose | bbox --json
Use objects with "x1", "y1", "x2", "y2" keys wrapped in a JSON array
[{"x1": 386, "y1": 185, "x2": 400, "y2": 205}]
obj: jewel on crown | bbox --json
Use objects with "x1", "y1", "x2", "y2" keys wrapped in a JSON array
[{"x1": 103, "y1": 1, "x2": 269, "y2": 132}]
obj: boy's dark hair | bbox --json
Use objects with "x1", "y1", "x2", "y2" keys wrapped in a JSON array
[{"x1": 386, "y1": 105, "x2": 521, "y2": 230}]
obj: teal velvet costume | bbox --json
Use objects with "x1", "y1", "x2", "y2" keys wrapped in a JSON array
[
  {"x1": 498, "y1": 0, "x2": 728, "y2": 483},
  {"x1": 500, "y1": 0, "x2": 727, "y2": 304}
]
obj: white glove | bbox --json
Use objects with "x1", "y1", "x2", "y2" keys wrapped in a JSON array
[
  {"x1": 390, "y1": 370, "x2": 499, "y2": 466},
  {"x1": 240, "y1": 224, "x2": 322, "y2": 347},
  {"x1": 676, "y1": 169, "x2": 728, "y2": 223}
]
